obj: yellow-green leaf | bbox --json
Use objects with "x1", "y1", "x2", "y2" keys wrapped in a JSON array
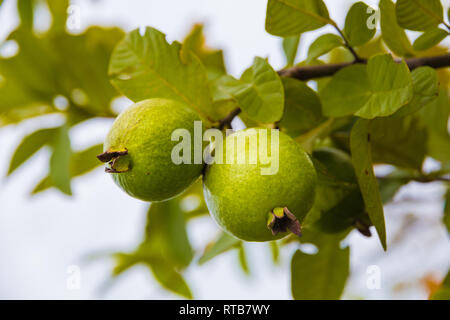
[
  {"x1": 413, "y1": 28, "x2": 449, "y2": 51},
  {"x1": 379, "y1": 0, "x2": 414, "y2": 57},
  {"x1": 265, "y1": 0, "x2": 331, "y2": 36},
  {"x1": 350, "y1": 119, "x2": 387, "y2": 250},
  {"x1": 343, "y1": 1, "x2": 377, "y2": 47},
  {"x1": 396, "y1": 0, "x2": 444, "y2": 31},
  {"x1": 109, "y1": 27, "x2": 215, "y2": 121}
]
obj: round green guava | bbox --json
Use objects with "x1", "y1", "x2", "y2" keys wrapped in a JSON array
[
  {"x1": 100, "y1": 98, "x2": 205, "y2": 202},
  {"x1": 203, "y1": 128, "x2": 317, "y2": 241}
]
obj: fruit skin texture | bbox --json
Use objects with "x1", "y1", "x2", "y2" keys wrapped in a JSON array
[
  {"x1": 203, "y1": 128, "x2": 317, "y2": 241},
  {"x1": 103, "y1": 98, "x2": 204, "y2": 202}
]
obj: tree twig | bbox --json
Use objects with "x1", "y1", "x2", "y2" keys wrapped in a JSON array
[
  {"x1": 330, "y1": 22, "x2": 363, "y2": 63},
  {"x1": 278, "y1": 53, "x2": 450, "y2": 80},
  {"x1": 216, "y1": 54, "x2": 450, "y2": 127},
  {"x1": 217, "y1": 107, "x2": 241, "y2": 130}
]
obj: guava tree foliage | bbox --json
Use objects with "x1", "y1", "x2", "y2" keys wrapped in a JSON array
[{"x1": 2, "y1": 0, "x2": 450, "y2": 299}]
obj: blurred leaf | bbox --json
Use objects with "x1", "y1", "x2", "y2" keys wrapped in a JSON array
[
  {"x1": 356, "y1": 37, "x2": 388, "y2": 59},
  {"x1": 350, "y1": 119, "x2": 387, "y2": 250},
  {"x1": 8, "y1": 127, "x2": 56, "y2": 175},
  {"x1": 109, "y1": 183, "x2": 206, "y2": 298},
  {"x1": 370, "y1": 116, "x2": 427, "y2": 170},
  {"x1": 113, "y1": 252, "x2": 192, "y2": 299},
  {"x1": 198, "y1": 232, "x2": 240, "y2": 265},
  {"x1": 343, "y1": 2, "x2": 377, "y2": 47},
  {"x1": 0, "y1": 25, "x2": 123, "y2": 125},
  {"x1": 49, "y1": 125, "x2": 72, "y2": 195},
  {"x1": 32, "y1": 144, "x2": 103, "y2": 194},
  {"x1": 393, "y1": 67, "x2": 439, "y2": 117},
  {"x1": 306, "y1": 33, "x2": 343, "y2": 62},
  {"x1": 211, "y1": 57, "x2": 284, "y2": 123},
  {"x1": 320, "y1": 54, "x2": 413, "y2": 118},
  {"x1": 181, "y1": 24, "x2": 226, "y2": 78},
  {"x1": 46, "y1": 0, "x2": 69, "y2": 33},
  {"x1": 442, "y1": 188, "x2": 449, "y2": 233},
  {"x1": 413, "y1": 28, "x2": 448, "y2": 51},
  {"x1": 282, "y1": 35, "x2": 301, "y2": 66},
  {"x1": 420, "y1": 89, "x2": 450, "y2": 162},
  {"x1": 265, "y1": 0, "x2": 331, "y2": 36},
  {"x1": 150, "y1": 261, "x2": 193, "y2": 299},
  {"x1": 144, "y1": 201, "x2": 194, "y2": 267},
  {"x1": 379, "y1": 0, "x2": 414, "y2": 57},
  {"x1": 396, "y1": 0, "x2": 444, "y2": 31},
  {"x1": 291, "y1": 237, "x2": 349, "y2": 299},
  {"x1": 237, "y1": 243, "x2": 250, "y2": 275},
  {"x1": 378, "y1": 174, "x2": 409, "y2": 204},
  {"x1": 17, "y1": 0, "x2": 34, "y2": 29},
  {"x1": 109, "y1": 27, "x2": 215, "y2": 122},
  {"x1": 270, "y1": 241, "x2": 280, "y2": 264},
  {"x1": 430, "y1": 270, "x2": 450, "y2": 300},
  {"x1": 278, "y1": 77, "x2": 323, "y2": 137}
]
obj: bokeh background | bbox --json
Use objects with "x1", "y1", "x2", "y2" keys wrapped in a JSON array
[{"x1": 0, "y1": 0, "x2": 449, "y2": 299}]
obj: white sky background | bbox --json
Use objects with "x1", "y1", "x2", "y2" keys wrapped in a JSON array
[{"x1": 0, "y1": 0, "x2": 449, "y2": 299}]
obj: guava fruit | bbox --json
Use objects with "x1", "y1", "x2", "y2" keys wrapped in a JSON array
[
  {"x1": 98, "y1": 98, "x2": 205, "y2": 202},
  {"x1": 203, "y1": 128, "x2": 317, "y2": 241}
]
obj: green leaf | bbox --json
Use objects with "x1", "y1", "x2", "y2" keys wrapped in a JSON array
[
  {"x1": 350, "y1": 119, "x2": 387, "y2": 250},
  {"x1": 8, "y1": 127, "x2": 56, "y2": 175},
  {"x1": 49, "y1": 125, "x2": 72, "y2": 195},
  {"x1": 0, "y1": 26, "x2": 123, "y2": 125},
  {"x1": 443, "y1": 188, "x2": 450, "y2": 233},
  {"x1": 430, "y1": 270, "x2": 450, "y2": 300},
  {"x1": 270, "y1": 241, "x2": 280, "y2": 264},
  {"x1": 306, "y1": 33, "x2": 343, "y2": 62},
  {"x1": 291, "y1": 238, "x2": 349, "y2": 299},
  {"x1": 396, "y1": 0, "x2": 444, "y2": 31},
  {"x1": 181, "y1": 24, "x2": 226, "y2": 78},
  {"x1": 369, "y1": 116, "x2": 427, "y2": 170},
  {"x1": 150, "y1": 261, "x2": 193, "y2": 299},
  {"x1": 278, "y1": 77, "x2": 323, "y2": 137},
  {"x1": 237, "y1": 244, "x2": 250, "y2": 275},
  {"x1": 413, "y1": 28, "x2": 449, "y2": 51},
  {"x1": 198, "y1": 232, "x2": 240, "y2": 265},
  {"x1": 265, "y1": 0, "x2": 331, "y2": 36},
  {"x1": 109, "y1": 27, "x2": 215, "y2": 121},
  {"x1": 46, "y1": 0, "x2": 69, "y2": 33},
  {"x1": 282, "y1": 35, "x2": 301, "y2": 66},
  {"x1": 211, "y1": 57, "x2": 284, "y2": 123},
  {"x1": 144, "y1": 201, "x2": 194, "y2": 267},
  {"x1": 320, "y1": 54, "x2": 413, "y2": 118},
  {"x1": 32, "y1": 144, "x2": 103, "y2": 194},
  {"x1": 379, "y1": 0, "x2": 414, "y2": 57},
  {"x1": 304, "y1": 147, "x2": 370, "y2": 235},
  {"x1": 113, "y1": 252, "x2": 192, "y2": 299},
  {"x1": 393, "y1": 67, "x2": 439, "y2": 117},
  {"x1": 343, "y1": 2, "x2": 377, "y2": 47},
  {"x1": 378, "y1": 169, "x2": 412, "y2": 203},
  {"x1": 17, "y1": 0, "x2": 34, "y2": 29},
  {"x1": 420, "y1": 89, "x2": 450, "y2": 162}
]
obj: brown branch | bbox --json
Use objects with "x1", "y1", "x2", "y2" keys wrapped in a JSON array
[
  {"x1": 278, "y1": 53, "x2": 450, "y2": 81},
  {"x1": 216, "y1": 54, "x2": 450, "y2": 126},
  {"x1": 218, "y1": 107, "x2": 241, "y2": 130}
]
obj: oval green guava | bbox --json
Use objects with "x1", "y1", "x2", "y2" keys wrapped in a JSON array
[
  {"x1": 99, "y1": 98, "x2": 205, "y2": 202},
  {"x1": 203, "y1": 128, "x2": 317, "y2": 241}
]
